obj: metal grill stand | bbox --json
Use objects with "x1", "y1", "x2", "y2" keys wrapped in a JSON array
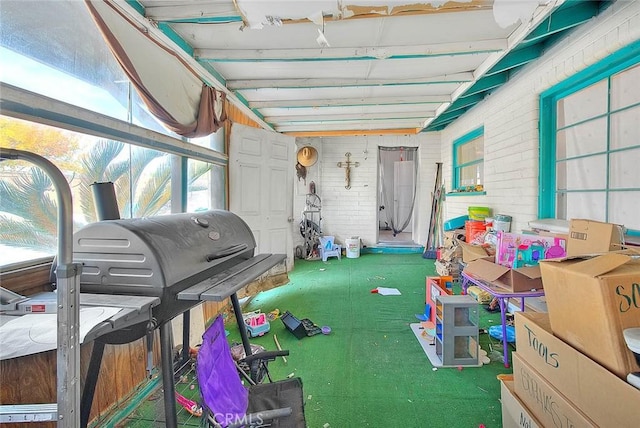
[
  {"x1": 0, "y1": 148, "x2": 82, "y2": 427},
  {"x1": 301, "y1": 193, "x2": 321, "y2": 259}
]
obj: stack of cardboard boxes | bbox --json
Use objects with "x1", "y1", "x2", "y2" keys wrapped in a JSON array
[{"x1": 500, "y1": 219, "x2": 640, "y2": 427}]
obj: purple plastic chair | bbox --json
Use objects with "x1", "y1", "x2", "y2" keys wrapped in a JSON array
[{"x1": 197, "y1": 316, "x2": 306, "y2": 428}]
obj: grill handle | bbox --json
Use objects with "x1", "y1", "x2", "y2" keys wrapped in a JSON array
[{"x1": 206, "y1": 244, "x2": 249, "y2": 262}]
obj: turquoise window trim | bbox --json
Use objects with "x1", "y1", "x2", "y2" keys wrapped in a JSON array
[
  {"x1": 538, "y1": 40, "x2": 640, "y2": 229},
  {"x1": 452, "y1": 126, "x2": 484, "y2": 190},
  {"x1": 456, "y1": 158, "x2": 483, "y2": 169},
  {"x1": 539, "y1": 40, "x2": 640, "y2": 101}
]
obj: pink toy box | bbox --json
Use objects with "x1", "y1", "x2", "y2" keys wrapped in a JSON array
[{"x1": 495, "y1": 231, "x2": 566, "y2": 268}]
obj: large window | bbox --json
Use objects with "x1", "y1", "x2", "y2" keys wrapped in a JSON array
[
  {"x1": 1, "y1": 117, "x2": 223, "y2": 267},
  {"x1": 539, "y1": 42, "x2": 640, "y2": 235},
  {"x1": 0, "y1": 1, "x2": 227, "y2": 268},
  {"x1": 452, "y1": 126, "x2": 484, "y2": 192}
]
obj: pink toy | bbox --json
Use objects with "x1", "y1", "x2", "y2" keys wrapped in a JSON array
[
  {"x1": 495, "y1": 231, "x2": 566, "y2": 268},
  {"x1": 176, "y1": 391, "x2": 202, "y2": 417}
]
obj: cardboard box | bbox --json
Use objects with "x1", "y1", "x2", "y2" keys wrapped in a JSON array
[
  {"x1": 463, "y1": 257, "x2": 543, "y2": 292},
  {"x1": 500, "y1": 379, "x2": 542, "y2": 428},
  {"x1": 540, "y1": 253, "x2": 640, "y2": 378},
  {"x1": 443, "y1": 229, "x2": 465, "y2": 247},
  {"x1": 458, "y1": 241, "x2": 491, "y2": 263},
  {"x1": 515, "y1": 312, "x2": 640, "y2": 427},
  {"x1": 512, "y1": 353, "x2": 597, "y2": 428},
  {"x1": 567, "y1": 219, "x2": 622, "y2": 257}
]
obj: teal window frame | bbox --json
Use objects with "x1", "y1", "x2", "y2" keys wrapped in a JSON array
[
  {"x1": 452, "y1": 126, "x2": 485, "y2": 192},
  {"x1": 538, "y1": 40, "x2": 640, "y2": 235}
]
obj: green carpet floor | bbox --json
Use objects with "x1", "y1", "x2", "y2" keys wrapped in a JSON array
[{"x1": 114, "y1": 253, "x2": 514, "y2": 428}]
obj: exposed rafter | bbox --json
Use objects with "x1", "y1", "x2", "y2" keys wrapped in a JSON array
[
  {"x1": 247, "y1": 94, "x2": 452, "y2": 109},
  {"x1": 275, "y1": 119, "x2": 424, "y2": 133},
  {"x1": 143, "y1": 2, "x2": 240, "y2": 22},
  {"x1": 264, "y1": 110, "x2": 436, "y2": 123},
  {"x1": 195, "y1": 39, "x2": 507, "y2": 62},
  {"x1": 485, "y1": 44, "x2": 544, "y2": 76},
  {"x1": 522, "y1": 0, "x2": 602, "y2": 45},
  {"x1": 284, "y1": 128, "x2": 421, "y2": 137},
  {"x1": 227, "y1": 73, "x2": 473, "y2": 90}
]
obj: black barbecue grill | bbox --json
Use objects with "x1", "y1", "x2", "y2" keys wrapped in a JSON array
[
  {"x1": 73, "y1": 210, "x2": 286, "y2": 427},
  {"x1": 75, "y1": 210, "x2": 257, "y2": 336}
]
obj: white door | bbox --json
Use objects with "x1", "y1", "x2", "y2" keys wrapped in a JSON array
[
  {"x1": 229, "y1": 123, "x2": 295, "y2": 271},
  {"x1": 394, "y1": 160, "x2": 415, "y2": 232}
]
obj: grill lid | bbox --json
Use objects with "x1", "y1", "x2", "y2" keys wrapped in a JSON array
[{"x1": 74, "y1": 210, "x2": 256, "y2": 294}]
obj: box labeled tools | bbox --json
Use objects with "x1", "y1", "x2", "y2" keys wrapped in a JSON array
[
  {"x1": 515, "y1": 311, "x2": 640, "y2": 427},
  {"x1": 540, "y1": 253, "x2": 640, "y2": 379}
]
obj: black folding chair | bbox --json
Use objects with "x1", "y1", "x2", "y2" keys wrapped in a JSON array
[{"x1": 196, "y1": 316, "x2": 306, "y2": 428}]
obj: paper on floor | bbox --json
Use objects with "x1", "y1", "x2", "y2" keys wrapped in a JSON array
[{"x1": 376, "y1": 287, "x2": 401, "y2": 296}]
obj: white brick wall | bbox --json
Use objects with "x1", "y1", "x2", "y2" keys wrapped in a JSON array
[
  {"x1": 294, "y1": 134, "x2": 441, "y2": 249},
  {"x1": 441, "y1": 0, "x2": 640, "y2": 233}
]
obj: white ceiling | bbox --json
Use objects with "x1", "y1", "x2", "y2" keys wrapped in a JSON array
[{"x1": 121, "y1": 0, "x2": 612, "y2": 135}]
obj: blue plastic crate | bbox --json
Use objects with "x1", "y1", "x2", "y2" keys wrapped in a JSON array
[{"x1": 444, "y1": 215, "x2": 468, "y2": 231}]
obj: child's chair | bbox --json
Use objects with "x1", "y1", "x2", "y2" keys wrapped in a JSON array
[{"x1": 319, "y1": 236, "x2": 341, "y2": 262}]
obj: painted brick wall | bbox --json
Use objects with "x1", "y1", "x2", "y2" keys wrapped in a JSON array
[
  {"x1": 294, "y1": 134, "x2": 441, "y2": 250},
  {"x1": 440, "y1": 0, "x2": 640, "y2": 234}
]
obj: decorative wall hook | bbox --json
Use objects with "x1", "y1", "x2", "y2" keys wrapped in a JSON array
[{"x1": 337, "y1": 152, "x2": 359, "y2": 189}]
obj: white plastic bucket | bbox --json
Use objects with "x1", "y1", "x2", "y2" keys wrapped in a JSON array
[
  {"x1": 345, "y1": 237, "x2": 360, "y2": 259},
  {"x1": 494, "y1": 214, "x2": 512, "y2": 232}
]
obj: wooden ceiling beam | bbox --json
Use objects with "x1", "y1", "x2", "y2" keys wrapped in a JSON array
[
  {"x1": 228, "y1": 73, "x2": 472, "y2": 90},
  {"x1": 195, "y1": 39, "x2": 506, "y2": 62},
  {"x1": 265, "y1": 111, "x2": 435, "y2": 123},
  {"x1": 144, "y1": 2, "x2": 240, "y2": 22},
  {"x1": 275, "y1": 119, "x2": 425, "y2": 133},
  {"x1": 248, "y1": 95, "x2": 451, "y2": 109},
  {"x1": 283, "y1": 128, "x2": 421, "y2": 137}
]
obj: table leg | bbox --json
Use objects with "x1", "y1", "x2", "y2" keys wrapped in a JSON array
[
  {"x1": 520, "y1": 298, "x2": 525, "y2": 312},
  {"x1": 498, "y1": 297, "x2": 509, "y2": 368},
  {"x1": 160, "y1": 322, "x2": 178, "y2": 428},
  {"x1": 461, "y1": 277, "x2": 469, "y2": 294},
  {"x1": 230, "y1": 292, "x2": 253, "y2": 358}
]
